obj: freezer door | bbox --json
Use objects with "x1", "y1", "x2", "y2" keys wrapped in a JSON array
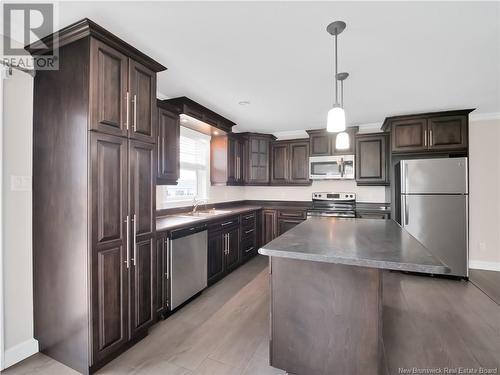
[
  {"x1": 400, "y1": 157, "x2": 468, "y2": 194},
  {"x1": 402, "y1": 194, "x2": 468, "y2": 277}
]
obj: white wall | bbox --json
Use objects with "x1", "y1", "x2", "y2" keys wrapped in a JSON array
[
  {"x1": 1, "y1": 67, "x2": 38, "y2": 369},
  {"x1": 468, "y1": 118, "x2": 500, "y2": 270}
]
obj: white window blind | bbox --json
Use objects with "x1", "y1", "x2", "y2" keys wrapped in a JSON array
[{"x1": 158, "y1": 127, "x2": 210, "y2": 206}]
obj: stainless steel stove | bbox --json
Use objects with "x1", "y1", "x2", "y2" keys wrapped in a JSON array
[{"x1": 307, "y1": 192, "x2": 356, "y2": 218}]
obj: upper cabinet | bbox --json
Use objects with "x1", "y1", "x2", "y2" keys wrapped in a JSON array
[
  {"x1": 306, "y1": 127, "x2": 358, "y2": 156},
  {"x1": 244, "y1": 133, "x2": 276, "y2": 185},
  {"x1": 163, "y1": 96, "x2": 236, "y2": 134},
  {"x1": 355, "y1": 133, "x2": 390, "y2": 186},
  {"x1": 227, "y1": 134, "x2": 245, "y2": 185},
  {"x1": 271, "y1": 139, "x2": 311, "y2": 185},
  {"x1": 157, "y1": 101, "x2": 180, "y2": 185},
  {"x1": 382, "y1": 109, "x2": 473, "y2": 154},
  {"x1": 89, "y1": 38, "x2": 159, "y2": 144}
]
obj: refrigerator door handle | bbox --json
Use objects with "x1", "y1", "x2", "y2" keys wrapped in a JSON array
[{"x1": 405, "y1": 197, "x2": 409, "y2": 226}]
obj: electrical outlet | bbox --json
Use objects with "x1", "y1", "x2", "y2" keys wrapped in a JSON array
[{"x1": 10, "y1": 175, "x2": 31, "y2": 191}]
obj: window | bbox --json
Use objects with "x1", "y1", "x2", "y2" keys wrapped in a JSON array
[{"x1": 157, "y1": 127, "x2": 210, "y2": 207}]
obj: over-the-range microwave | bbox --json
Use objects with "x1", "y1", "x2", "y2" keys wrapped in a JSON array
[{"x1": 309, "y1": 155, "x2": 355, "y2": 180}]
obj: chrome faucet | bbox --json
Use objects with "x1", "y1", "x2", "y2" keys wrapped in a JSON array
[{"x1": 192, "y1": 197, "x2": 206, "y2": 214}]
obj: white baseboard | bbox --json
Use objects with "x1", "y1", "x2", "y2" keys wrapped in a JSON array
[
  {"x1": 469, "y1": 261, "x2": 500, "y2": 272},
  {"x1": 3, "y1": 338, "x2": 38, "y2": 369}
]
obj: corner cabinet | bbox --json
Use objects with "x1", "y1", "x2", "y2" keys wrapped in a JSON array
[
  {"x1": 261, "y1": 209, "x2": 278, "y2": 246},
  {"x1": 31, "y1": 19, "x2": 166, "y2": 374},
  {"x1": 382, "y1": 109, "x2": 473, "y2": 154},
  {"x1": 355, "y1": 133, "x2": 390, "y2": 186},
  {"x1": 271, "y1": 140, "x2": 311, "y2": 185},
  {"x1": 157, "y1": 102, "x2": 180, "y2": 185}
]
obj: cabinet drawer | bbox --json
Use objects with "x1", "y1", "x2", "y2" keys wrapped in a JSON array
[
  {"x1": 241, "y1": 236, "x2": 257, "y2": 258},
  {"x1": 208, "y1": 216, "x2": 240, "y2": 232},
  {"x1": 356, "y1": 212, "x2": 390, "y2": 220},
  {"x1": 241, "y1": 226, "x2": 256, "y2": 240},
  {"x1": 241, "y1": 211, "x2": 256, "y2": 229},
  {"x1": 278, "y1": 209, "x2": 307, "y2": 220}
]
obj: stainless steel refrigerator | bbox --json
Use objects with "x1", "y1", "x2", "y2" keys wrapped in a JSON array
[{"x1": 396, "y1": 157, "x2": 468, "y2": 278}]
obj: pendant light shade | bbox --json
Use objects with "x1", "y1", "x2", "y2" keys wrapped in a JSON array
[
  {"x1": 335, "y1": 131, "x2": 350, "y2": 150},
  {"x1": 327, "y1": 105, "x2": 346, "y2": 133}
]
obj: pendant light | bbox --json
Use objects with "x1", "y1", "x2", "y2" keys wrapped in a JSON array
[
  {"x1": 335, "y1": 72, "x2": 350, "y2": 150},
  {"x1": 326, "y1": 21, "x2": 346, "y2": 133}
]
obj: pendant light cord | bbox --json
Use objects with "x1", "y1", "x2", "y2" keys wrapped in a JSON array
[{"x1": 334, "y1": 34, "x2": 338, "y2": 106}]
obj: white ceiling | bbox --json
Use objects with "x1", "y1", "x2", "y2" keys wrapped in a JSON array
[{"x1": 57, "y1": 1, "x2": 500, "y2": 132}]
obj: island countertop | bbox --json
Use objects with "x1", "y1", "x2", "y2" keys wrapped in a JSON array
[{"x1": 258, "y1": 217, "x2": 449, "y2": 274}]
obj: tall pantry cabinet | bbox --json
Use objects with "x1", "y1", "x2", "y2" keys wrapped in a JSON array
[{"x1": 31, "y1": 19, "x2": 166, "y2": 374}]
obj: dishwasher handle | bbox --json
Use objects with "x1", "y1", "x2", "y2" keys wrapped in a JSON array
[{"x1": 171, "y1": 224, "x2": 208, "y2": 239}]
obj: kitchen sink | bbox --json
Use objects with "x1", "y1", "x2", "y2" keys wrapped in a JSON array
[{"x1": 177, "y1": 209, "x2": 232, "y2": 218}]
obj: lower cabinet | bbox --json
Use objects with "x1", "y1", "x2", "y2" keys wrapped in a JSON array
[
  {"x1": 277, "y1": 209, "x2": 307, "y2": 236},
  {"x1": 356, "y1": 212, "x2": 391, "y2": 220},
  {"x1": 261, "y1": 209, "x2": 278, "y2": 246},
  {"x1": 156, "y1": 233, "x2": 170, "y2": 319}
]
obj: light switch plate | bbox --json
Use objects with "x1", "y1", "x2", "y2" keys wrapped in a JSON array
[{"x1": 10, "y1": 175, "x2": 31, "y2": 191}]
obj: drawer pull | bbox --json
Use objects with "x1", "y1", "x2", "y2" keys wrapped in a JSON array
[
  {"x1": 221, "y1": 221, "x2": 233, "y2": 227},
  {"x1": 245, "y1": 246, "x2": 255, "y2": 253},
  {"x1": 280, "y1": 211, "x2": 304, "y2": 217},
  {"x1": 244, "y1": 214, "x2": 254, "y2": 220},
  {"x1": 244, "y1": 229, "x2": 254, "y2": 234}
]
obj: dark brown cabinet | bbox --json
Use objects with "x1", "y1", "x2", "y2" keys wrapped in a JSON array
[
  {"x1": 243, "y1": 133, "x2": 275, "y2": 185},
  {"x1": 207, "y1": 216, "x2": 241, "y2": 285},
  {"x1": 157, "y1": 104, "x2": 180, "y2": 185},
  {"x1": 307, "y1": 128, "x2": 357, "y2": 156},
  {"x1": 227, "y1": 135, "x2": 245, "y2": 185},
  {"x1": 355, "y1": 133, "x2": 390, "y2": 186},
  {"x1": 382, "y1": 109, "x2": 473, "y2": 154},
  {"x1": 271, "y1": 140, "x2": 310, "y2": 185},
  {"x1": 32, "y1": 19, "x2": 165, "y2": 374},
  {"x1": 261, "y1": 209, "x2": 278, "y2": 245},
  {"x1": 277, "y1": 209, "x2": 307, "y2": 236},
  {"x1": 90, "y1": 38, "x2": 157, "y2": 144}
]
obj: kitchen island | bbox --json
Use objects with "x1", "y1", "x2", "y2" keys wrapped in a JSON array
[{"x1": 258, "y1": 217, "x2": 448, "y2": 375}]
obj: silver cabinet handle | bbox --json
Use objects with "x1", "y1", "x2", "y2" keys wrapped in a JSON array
[
  {"x1": 424, "y1": 129, "x2": 427, "y2": 147},
  {"x1": 165, "y1": 238, "x2": 170, "y2": 279},
  {"x1": 244, "y1": 229, "x2": 254, "y2": 234},
  {"x1": 221, "y1": 221, "x2": 233, "y2": 227},
  {"x1": 126, "y1": 92, "x2": 130, "y2": 131},
  {"x1": 133, "y1": 94, "x2": 137, "y2": 132},
  {"x1": 429, "y1": 129, "x2": 433, "y2": 147},
  {"x1": 245, "y1": 246, "x2": 254, "y2": 253},
  {"x1": 125, "y1": 215, "x2": 130, "y2": 268},
  {"x1": 132, "y1": 214, "x2": 137, "y2": 266},
  {"x1": 244, "y1": 214, "x2": 254, "y2": 220}
]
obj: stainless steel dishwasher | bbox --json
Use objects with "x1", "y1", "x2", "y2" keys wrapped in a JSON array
[{"x1": 170, "y1": 224, "x2": 208, "y2": 310}]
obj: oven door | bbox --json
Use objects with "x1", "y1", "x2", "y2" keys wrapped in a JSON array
[{"x1": 309, "y1": 156, "x2": 343, "y2": 179}]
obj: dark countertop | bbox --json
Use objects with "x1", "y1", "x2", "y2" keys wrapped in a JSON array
[
  {"x1": 156, "y1": 205, "x2": 262, "y2": 232},
  {"x1": 259, "y1": 217, "x2": 449, "y2": 274}
]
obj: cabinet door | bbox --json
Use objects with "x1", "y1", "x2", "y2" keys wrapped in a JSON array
[
  {"x1": 225, "y1": 226, "x2": 240, "y2": 272},
  {"x1": 261, "y1": 209, "x2": 278, "y2": 246},
  {"x1": 227, "y1": 136, "x2": 238, "y2": 184},
  {"x1": 355, "y1": 133, "x2": 389, "y2": 185},
  {"x1": 271, "y1": 143, "x2": 289, "y2": 184},
  {"x1": 278, "y1": 218, "x2": 303, "y2": 236},
  {"x1": 391, "y1": 118, "x2": 428, "y2": 153},
  {"x1": 289, "y1": 141, "x2": 310, "y2": 184},
  {"x1": 129, "y1": 140, "x2": 156, "y2": 337},
  {"x1": 428, "y1": 115, "x2": 467, "y2": 151},
  {"x1": 309, "y1": 132, "x2": 331, "y2": 156},
  {"x1": 90, "y1": 133, "x2": 129, "y2": 362},
  {"x1": 207, "y1": 231, "x2": 225, "y2": 285},
  {"x1": 129, "y1": 59, "x2": 156, "y2": 143},
  {"x1": 89, "y1": 38, "x2": 128, "y2": 137},
  {"x1": 247, "y1": 137, "x2": 270, "y2": 184},
  {"x1": 157, "y1": 108, "x2": 180, "y2": 184}
]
